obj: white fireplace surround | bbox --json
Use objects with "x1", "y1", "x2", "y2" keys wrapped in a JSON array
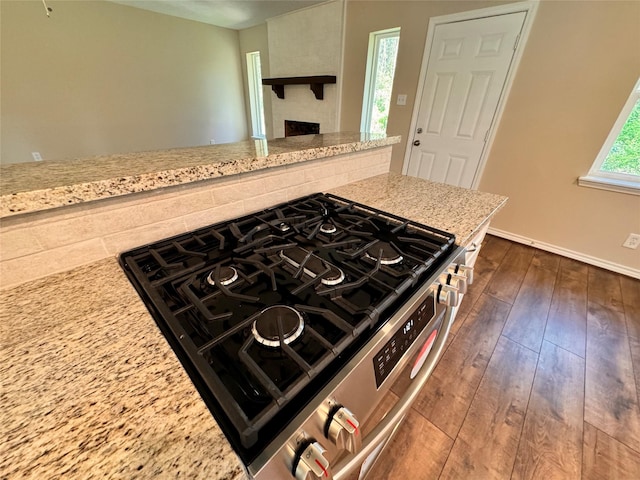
[{"x1": 266, "y1": 1, "x2": 344, "y2": 138}]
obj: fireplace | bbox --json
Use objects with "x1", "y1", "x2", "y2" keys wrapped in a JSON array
[{"x1": 284, "y1": 120, "x2": 320, "y2": 137}]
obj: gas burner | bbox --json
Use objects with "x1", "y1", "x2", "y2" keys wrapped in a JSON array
[
  {"x1": 319, "y1": 223, "x2": 337, "y2": 234},
  {"x1": 321, "y1": 267, "x2": 346, "y2": 286},
  {"x1": 206, "y1": 266, "x2": 239, "y2": 287},
  {"x1": 365, "y1": 243, "x2": 404, "y2": 265},
  {"x1": 280, "y1": 247, "x2": 346, "y2": 286},
  {"x1": 251, "y1": 305, "x2": 304, "y2": 348},
  {"x1": 277, "y1": 222, "x2": 291, "y2": 232}
]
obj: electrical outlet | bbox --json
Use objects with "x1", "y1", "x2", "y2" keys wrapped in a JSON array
[
  {"x1": 210, "y1": 139, "x2": 216, "y2": 145},
  {"x1": 623, "y1": 233, "x2": 640, "y2": 249},
  {"x1": 31, "y1": 152, "x2": 42, "y2": 161},
  {"x1": 396, "y1": 94, "x2": 407, "y2": 106}
]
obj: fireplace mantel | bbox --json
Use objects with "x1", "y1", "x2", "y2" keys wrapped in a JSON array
[{"x1": 262, "y1": 75, "x2": 337, "y2": 100}]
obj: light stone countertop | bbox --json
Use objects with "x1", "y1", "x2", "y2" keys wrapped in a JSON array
[
  {"x1": 0, "y1": 133, "x2": 399, "y2": 218},
  {"x1": 0, "y1": 258, "x2": 246, "y2": 480},
  {"x1": 329, "y1": 173, "x2": 507, "y2": 246},
  {"x1": 0, "y1": 173, "x2": 506, "y2": 479}
]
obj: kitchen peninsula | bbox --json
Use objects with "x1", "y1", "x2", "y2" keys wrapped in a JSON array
[
  {"x1": 0, "y1": 134, "x2": 507, "y2": 479},
  {"x1": 0, "y1": 133, "x2": 399, "y2": 217},
  {"x1": 0, "y1": 133, "x2": 398, "y2": 287}
]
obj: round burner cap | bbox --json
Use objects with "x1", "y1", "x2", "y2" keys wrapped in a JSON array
[
  {"x1": 252, "y1": 305, "x2": 304, "y2": 348},
  {"x1": 320, "y1": 223, "x2": 337, "y2": 234},
  {"x1": 365, "y1": 243, "x2": 404, "y2": 265},
  {"x1": 277, "y1": 222, "x2": 291, "y2": 232},
  {"x1": 321, "y1": 267, "x2": 346, "y2": 286},
  {"x1": 206, "y1": 266, "x2": 239, "y2": 287}
]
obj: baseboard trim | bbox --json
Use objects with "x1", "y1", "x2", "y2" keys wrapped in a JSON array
[{"x1": 487, "y1": 228, "x2": 640, "y2": 280}]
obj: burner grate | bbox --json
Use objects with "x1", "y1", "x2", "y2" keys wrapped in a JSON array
[{"x1": 119, "y1": 192, "x2": 455, "y2": 458}]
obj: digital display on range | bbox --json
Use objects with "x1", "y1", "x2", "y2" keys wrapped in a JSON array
[{"x1": 373, "y1": 293, "x2": 436, "y2": 388}]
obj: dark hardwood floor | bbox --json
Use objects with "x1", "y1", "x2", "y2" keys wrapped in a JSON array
[{"x1": 367, "y1": 235, "x2": 640, "y2": 479}]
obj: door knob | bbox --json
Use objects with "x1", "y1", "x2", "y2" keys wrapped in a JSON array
[{"x1": 413, "y1": 140, "x2": 421, "y2": 146}]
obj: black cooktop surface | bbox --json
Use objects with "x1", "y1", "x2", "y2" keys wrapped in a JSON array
[{"x1": 119, "y1": 193, "x2": 455, "y2": 462}]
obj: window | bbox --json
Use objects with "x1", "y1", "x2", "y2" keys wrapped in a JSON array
[
  {"x1": 246, "y1": 51, "x2": 266, "y2": 139},
  {"x1": 579, "y1": 78, "x2": 640, "y2": 195},
  {"x1": 361, "y1": 28, "x2": 400, "y2": 135}
]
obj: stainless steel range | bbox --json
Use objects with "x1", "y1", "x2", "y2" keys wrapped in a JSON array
[{"x1": 119, "y1": 193, "x2": 471, "y2": 480}]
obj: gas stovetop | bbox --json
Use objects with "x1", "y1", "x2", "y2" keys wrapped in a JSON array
[{"x1": 119, "y1": 193, "x2": 455, "y2": 463}]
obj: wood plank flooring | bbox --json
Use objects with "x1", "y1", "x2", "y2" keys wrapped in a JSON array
[{"x1": 367, "y1": 235, "x2": 640, "y2": 480}]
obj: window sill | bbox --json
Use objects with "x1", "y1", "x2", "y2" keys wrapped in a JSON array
[{"x1": 578, "y1": 175, "x2": 640, "y2": 196}]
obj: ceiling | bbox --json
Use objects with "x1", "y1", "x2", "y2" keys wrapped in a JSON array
[{"x1": 111, "y1": 0, "x2": 328, "y2": 30}]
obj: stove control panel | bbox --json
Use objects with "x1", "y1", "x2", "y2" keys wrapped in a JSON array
[
  {"x1": 435, "y1": 263, "x2": 474, "y2": 307},
  {"x1": 291, "y1": 438, "x2": 332, "y2": 480},
  {"x1": 373, "y1": 292, "x2": 436, "y2": 388}
]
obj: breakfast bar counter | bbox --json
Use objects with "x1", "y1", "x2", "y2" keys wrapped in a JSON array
[
  {"x1": 0, "y1": 133, "x2": 398, "y2": 217},
  {"x1": 0, "y1": 173, "x2": 506, "y2": 479}
]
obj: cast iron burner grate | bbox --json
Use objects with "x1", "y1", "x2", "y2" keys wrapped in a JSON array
[{"x1": 119, "y1": 193, "x2": 455, "y2": 462}]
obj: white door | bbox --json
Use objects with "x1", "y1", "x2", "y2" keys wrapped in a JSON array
[{"x1": 405, "y1": 12, "x2": 526, "y2": 188}]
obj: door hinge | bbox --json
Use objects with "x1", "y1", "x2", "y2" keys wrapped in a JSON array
[{"x1": 513, "y1": 34, "x2": 521, "y2": 51}]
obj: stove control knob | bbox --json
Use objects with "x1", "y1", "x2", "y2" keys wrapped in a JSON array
[
  {"x1": 326, "y1": 405, "x2": 361, "y2": 453},
  {"x1": 292, "y1": 440, "x2": 332, "y2": 480},
  {"x1": 436, "y1": 283, "x2": 460, "y2": 307},
  {"x1": 449, "y1": 264, "x2": 474, "y2": 285},
  {"x1": 440, "y1": 272, "x2": 468, "y2": 294}
]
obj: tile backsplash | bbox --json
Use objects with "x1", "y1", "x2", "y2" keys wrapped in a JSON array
[{"x1": 0, "y1": 147, "x2": 391, "y2": 288}]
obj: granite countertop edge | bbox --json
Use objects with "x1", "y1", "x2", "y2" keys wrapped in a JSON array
[{"x1": 0, "y1": 134, "x2": 400, "y2": 218}]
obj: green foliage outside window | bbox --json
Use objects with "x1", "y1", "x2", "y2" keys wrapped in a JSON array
[
  {"x1": 601, "y1": 99, "x2": 640, "y2": 176},
  {"x1": 370, "y1": 36, "x2": 399, "y2": 134}
]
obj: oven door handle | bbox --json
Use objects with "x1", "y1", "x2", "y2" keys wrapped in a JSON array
[{"x1": 332, "y1": 306, "x2": 455, "y2": 480}]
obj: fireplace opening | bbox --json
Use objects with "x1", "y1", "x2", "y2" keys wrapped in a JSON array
[{"x1": 285, "y1": 120, "x2": 320, "y2": 137}]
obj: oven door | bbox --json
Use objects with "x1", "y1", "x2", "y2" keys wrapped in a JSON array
[{"x1": 331, "y1": 303, "x2": 457, "y2": 480}]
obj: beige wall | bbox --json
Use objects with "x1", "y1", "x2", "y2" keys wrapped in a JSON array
[
  {"x1": 479, "y1": 0, "x2": 640, "y2": 271},
  {"x1": 341, "y1": 0, "x2": 640, "y2": 272},
  {"x1": 341, "y1": 0, "x2": 506, "y2": 170},
  {"x1": 1, "y1": 0, "x2": 248, "y2": 165},
  {"x1": 238, "y1": 23, "x2": 274, "y2": 140}
]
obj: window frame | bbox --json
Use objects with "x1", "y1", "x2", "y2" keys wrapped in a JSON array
[
  {"x1": 579, "y1": 77, "x2": 640, "y2": 195},
  {"x1": 246, "y1": 51, "x2": 266, "y2": 139},
  {"x1": 360, "y1": 27, "x2": 401, "y2": 134}
]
